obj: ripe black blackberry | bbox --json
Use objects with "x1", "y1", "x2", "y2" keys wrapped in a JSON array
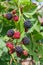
[
  {"x1": 7, "y1": 29, "x2": 14, "y2": 37},
  {"x1": 22, "y1": 37, "x2": 30, "y2": 45},
  {"x1": 15, "y1": 46, "x2": 23, "y2": 54},
  {"x1": 24, "y1": 20, "x2": 31, "y2": 28},
  {"x1": 6, "y1": 13, "x2": 12, "y2": 20}
]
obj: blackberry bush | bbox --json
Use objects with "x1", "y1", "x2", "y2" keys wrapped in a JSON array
[{"x1": 0, "y1": 0, "x2": 43, "y2": 65}]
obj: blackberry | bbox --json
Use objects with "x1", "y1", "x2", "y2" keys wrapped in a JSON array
[
  {"x1": 6, "y1": 42, "x2": 14, "y2": 49},
  {"x1": 11, "y1": 10, "x2": 16, "y2": 14},
  {"x1": 7, "y1": 29, "x2": 14, "y2": 37},
  {"x1": 15, "y1": 46, "x2": 23, "y2": 54},
  {"x1": 13, "y1": 31, "x2": 20, "y2": 39},
  {"x1": 22, "y1": 37, "x2": 30, "y2": 45},
  {"x1": 9, "y1": 48, "x2": 15, "y2": 54},
  {"x1": 13, "y1": 15, "x2": 19, "y2": 22},
  {"x1": 24, "y1": 20, "x2": 31, "y2": 28},
  {"x1": 6, "y1": 13, "x2": 12, "y2": 20},
  {"x1": 23, "y1": 50, "x2": 28, "y2": 56}
]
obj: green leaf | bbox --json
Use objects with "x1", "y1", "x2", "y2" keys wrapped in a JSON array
[
  {"x1": 0, "y1": 38, "x2": 5, "y2": 48},
  {"x1": 27, "y1": 21, "x2": 38, "y2": 33},
  {"x1": 37, "y1": 0, "x2": 43, "y2": 2},
  {"x1": 18, "y1": 16, "x2": 25, "y2": 33},
  {"x1": 23, "y1": 3, "x2": 37, "y2": 17},
  {"x1": 19, "y1": 0, "x2": 30, "y2": 5},
  {"x1": 23, "y1": 7, "x2": 37, "y2": 17},
  {"x1": 33, "y1": 52, "x2": 39, "y2": 62},
  {"x1": 0, "y1": 50, "x2": 3, "y2": 57},
  {"x1": 0, "y1": 38, "x2": 8, "y2": 57},
  {"x1": 22, "y1": 45, "x2": 29, "y2": 52}
]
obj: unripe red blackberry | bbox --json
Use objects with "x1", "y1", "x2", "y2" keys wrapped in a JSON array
[
  {"x1": 7, "y1": 29, "x2": 14, "y2": 37},
  {"x1": 15, "y1": 46, "x2": 23, "y2": 54},
  {"x1": 9, "y1": 48, "x2": 15, "y2": 54},
  {"x1": 23, "y1": 50, "x2": 28, "y2": 56},
  {"x1": 12, "y1": 15, "x2": 19, "y2": 22},
  {"x1": 6, "y1": 42, "x2": 14, "y2": 49},
  {"x1": 6, "y1": 13, "x2": 12, "y2": 20},
  {"x1": 24, "y1": 20, "x2": 31, "y2": 28},
  {"x1": 22, "y1": 37, "x2": 30, "y2": 45},
  {"x1": 11, "y1": 10, "x2": 16, "y2": 14},
  {"x1": 13, "y1": 31, "x2": 20, "y2": 39}
]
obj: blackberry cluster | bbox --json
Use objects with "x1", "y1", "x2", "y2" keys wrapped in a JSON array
[
  {"x1": 6, "y1": 13, "x2": 12, "y2": 20},
  {"x1": 15, "y1": 46, "x2": 23, "y2": 54},
  {"x1": 7, "y1": 29, "x2": 14, "y2": 37},
  {"x1": 22, "y1": 37, "x2": 30, "y2": 45},
  {"x1": 24, "y1": 20, "x2": 31, "y2": 28}
]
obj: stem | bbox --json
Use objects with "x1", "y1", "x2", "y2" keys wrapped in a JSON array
[
  {"x1": 30, "y1": 33, "x2": 34, "y2": 51},
  {"x1": 10, "y1": 58, "x2": 12, "y2": 65},
  {"x1": 11, "y1": 54, "x2": 17, "y2": 65}
]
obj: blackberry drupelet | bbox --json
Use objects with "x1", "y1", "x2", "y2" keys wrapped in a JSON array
[{"x1": 7, "y1": 29, "x2": 14, "y2": 37}]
